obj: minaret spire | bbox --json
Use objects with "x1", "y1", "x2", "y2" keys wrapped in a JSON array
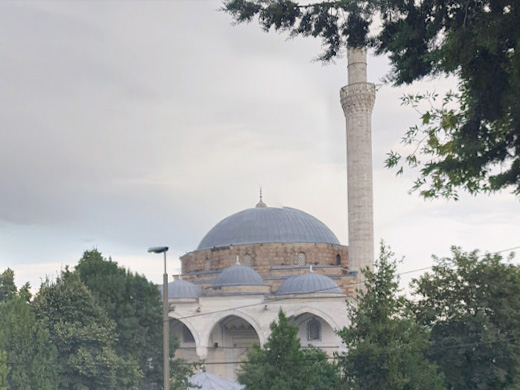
[
  {"x1": 256, "y1": 187, "x2": 267, "y2": 208},
  {"x1": 340, "y1": 48, "x2": 376, "y2": 278}
]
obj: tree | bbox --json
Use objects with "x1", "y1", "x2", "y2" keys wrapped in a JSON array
[
  {"x1": 0, "y1": 272, "x2": 59, "y2": 390},
  {"x1": 0, "y1": 269, "x2": 16, "y2": 303},
  {"x1": 223, "y1": 0, "x2": 520, "y2": 199},
  {"x1": 75, "y1": 249, "x2": 164, "y2": 389},
  {"x1": 0, "y1": 350, "x2": 8, "y2": 390},
  {"x1": 238, "y1": 310, "x2": 341, "y2": 390},
  {"x1": 32, "y1": 268, "x2": 142, "y2": 390},
  {"x1": 412, "y1": 247, "x2": 520, "y2": 389},
  {"x1": 337, "y1": 244, "x2": 444, "y2": 390}
]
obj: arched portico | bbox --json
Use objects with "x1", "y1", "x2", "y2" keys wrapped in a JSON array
[
  {"x1": 285, "y1": 307, "x2": 347, "y2": 355},
  {"x1": 169, "y1": 315, "x2": 201, "y2": 363},
  {"x1": 285, "y1": 306, "x2": 347, "y2": 332},
  {"x1": 201, "y1": 309, "x2": 266, "y2": 347},
  {"x1": 204, "y1": 313, "x2": 261, "y2": 380},
  {"x1": 169, "y1": 314, "x2": 201, "y2": 347}
]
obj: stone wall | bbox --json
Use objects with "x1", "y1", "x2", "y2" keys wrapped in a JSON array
[
  {"x1": 181, "y1": 242, "x2": 349, "y2": 272},
  {"x1": 179, "y1": 242, "x2": 358, "y2": 296}
]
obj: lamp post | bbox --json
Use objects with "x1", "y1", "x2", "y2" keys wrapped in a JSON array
[{"x1": 148, "y1": 246, "x2": 170, "y2": 390}]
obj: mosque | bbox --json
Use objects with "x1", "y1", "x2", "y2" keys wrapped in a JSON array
[{"x1": 167, "y1": 48, "x2": 376, "y2": 381}]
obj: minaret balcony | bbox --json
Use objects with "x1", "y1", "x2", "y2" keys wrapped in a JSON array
[{"x1": 340, "y1": 82, "x2": 376, "y2": 96}]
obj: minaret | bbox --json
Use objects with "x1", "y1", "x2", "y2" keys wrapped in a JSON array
[{"x1": 340, "y1": 48, "x2": 376, "y2": 277}]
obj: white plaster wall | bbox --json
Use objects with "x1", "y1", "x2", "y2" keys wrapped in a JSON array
[{"x1": 169, "y1": 293, "x2": 351, "y2": 380}]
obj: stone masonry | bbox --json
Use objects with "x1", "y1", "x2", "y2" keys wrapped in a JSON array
[
  {"x1": 340, "y1": 48, "x2": 376, "y2": 276},
  {"x1": 179, "y1": 242, "x2": 357, "y2": 296}
]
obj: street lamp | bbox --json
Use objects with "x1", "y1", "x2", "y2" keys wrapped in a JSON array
[{"x1": 148, "y1": 246, "x2": 170, "y2": 390}]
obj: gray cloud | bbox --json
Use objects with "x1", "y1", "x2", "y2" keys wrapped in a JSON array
[{"x1": 1, "y1": 1, "x2": 518, "y2": 290}]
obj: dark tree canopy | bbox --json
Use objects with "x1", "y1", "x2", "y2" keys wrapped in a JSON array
[
  {"x1": 32, "y1": 268, "x2": 142, "y2": 390},
  {"x1": 75, "y1": 249, "x2": 164, "y2": 389},
  {"x1": 223, "y1": 0, "x2": 520, "y2": 199},
  {"x1": 338, "y1": 244, "x2": 444, "y2": 389},
  {"x1": 0, "y1": 269, "x2": 17, "y2": 303},
  {"x1": 0, "y1": 272, "x2": 59, "y2": 390},
  {"x1": 0, "y1": 350, "x2": 8, "y2": 390},
  {"x1": 412, "y1": 248, "x2": 520, "y2": 389},
  {"x1": 75, "y1": 249, "x2": 194, "y2": 390}
]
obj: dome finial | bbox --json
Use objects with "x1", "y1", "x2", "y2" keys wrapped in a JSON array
[
  {"x1": 256, "y1": 187, "x2": 267, "y2": 208},
  {"x1": 236, "y1": 255, "x2": 241, "y2": 265},
  {"x1": 309, "y1": 265, "x2": 314, "y2": 273}
]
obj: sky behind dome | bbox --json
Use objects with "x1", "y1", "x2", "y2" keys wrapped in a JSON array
[{"x1": 1, "y1": 0, "x2": 519, "y2": 290}]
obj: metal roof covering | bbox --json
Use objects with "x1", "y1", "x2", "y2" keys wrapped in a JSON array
[
  {"x1": 188, "y1": 372, "x2": 244, "y2": 390},
  {"x1": 166, "y1": 279, "x2": 204, "y2": 298},
  {"x1": 276, "y1": 272, "x2": 343, "y2": 295},
  {"x1": 214, "y1": 264, "x2": 264, "y2": 287},
  {"x1": 197, "y1": 206, "x2": 340, "y2": 250}
]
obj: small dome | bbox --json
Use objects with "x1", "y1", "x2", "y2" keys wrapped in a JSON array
[
  {"x1": 167, "y1": 279, "x2": 204, "y2": 298},
  {"x1": 276, "y1": 272, "x2": 342, "y2": 295},
  {"x1": 215, "y1": 264, "x2": 264, "y2": 287},
  {"x1": 197, "y1": 206, "x2": 340, "y2": 250}
]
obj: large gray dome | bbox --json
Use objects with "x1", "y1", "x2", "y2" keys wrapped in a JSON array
[
  {"x1": 276, "y1": 272, "x2": 343, "y2": 295},
  {"x1": 214, "y1": 264, "x2": 264, "y2": 287},
  {"x1": 167, "y1": 279, "x2": 204, "y2": 298},
  {"x1": 197, "y1": 206, "x2": 340, "y2": 250}
]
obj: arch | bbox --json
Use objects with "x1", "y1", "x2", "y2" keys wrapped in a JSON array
[
  {"x1": 204, "y1": 312, "x2": 263, "y2": 380},
  {"x1": 285, "y1": 308, "x2": 346, "y2": 354},
  {"x1": 169, "y1": 313, "x2": 202, "y2": 348},
  {"x1": 284, "y1": 306, "x2": 345, "y2": 332},
  {"x1": 182, "y1": 324, "x2": 195, "y2": 343},
  {"x1": 202, "y1": 310, "x2": 265, "y2": 347}
]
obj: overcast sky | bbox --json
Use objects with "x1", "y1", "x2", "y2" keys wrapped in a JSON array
[{"x1": 1, "y1": 1, "x2": 519, "y2": 291}]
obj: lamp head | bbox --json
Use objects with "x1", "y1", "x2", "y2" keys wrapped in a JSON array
[{"x1": 148, "y1": 246, "x2": 169, "y2": 254}]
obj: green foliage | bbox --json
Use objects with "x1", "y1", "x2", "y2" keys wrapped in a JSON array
[
  {"x1": 33, "y1": 268, "x2": 142, "y2": 390},
  {"x1": 223, "y1": 0, "x2": 520, "y2": 198},
  {"x1": 386, "y1": 84, "x2": 520, "y2": 199},
  {"x1": 0, "y1": 350, "x2": 8, "y2": 390},
  {"x1": 0, "y1": 268, "x2": 17, "y2": 303},
  {"x1": 223, "y1": 0, "x2": 371, "y2": 62},
  {"x1": 0, "y1": 272, "x2": 59, "y2": 390},
  {"x1": 238, "y1": 310, "x2": 340, "y2": 390},
  {"x1": 170, "y1": 352, "x2": 196, "y2": 390},
  {"x1": 412, "y1": 248, "x2": 520, "y2": 389},
  {"x1": 338, "y1": 244, "x2": 443, "y2": 390},
  {"x1": 75, "y1": 249, "x2": 164, "y2": 389}
]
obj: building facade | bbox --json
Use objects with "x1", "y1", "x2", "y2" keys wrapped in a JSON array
[
  {"x1": 167, "y1": 48, "x2": 375, "y2": 381},
  {"x1": 169, "y1": 200, "x2": 354, "y2": 379}
]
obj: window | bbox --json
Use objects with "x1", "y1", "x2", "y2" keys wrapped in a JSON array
[
  {"x1": 336, "y1": 254, "x2": 341, "y2": 266},
  {"x1": 244, "y1": 254, "x2": 253, "y2": 267},
  {"x1": 183, "y1": 324, "x2": 195, "y2": 343},
  {"x1": 307, "y1": 317, "x2": 321, "y2": 341},
  {"x1": 205, "y1": 257, "x2": 210, "y2": 271},
  {"x1": 298, "y1": 252, "x2": 306, "y2": 266}
]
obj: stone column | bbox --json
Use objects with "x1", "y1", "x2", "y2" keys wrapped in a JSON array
[
  {"x1": 340, "y1": 48, "x2": 376, "y2": 278},
  {"x1": 196, "y1": 345, "x2": 208, "y2": 360}
]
